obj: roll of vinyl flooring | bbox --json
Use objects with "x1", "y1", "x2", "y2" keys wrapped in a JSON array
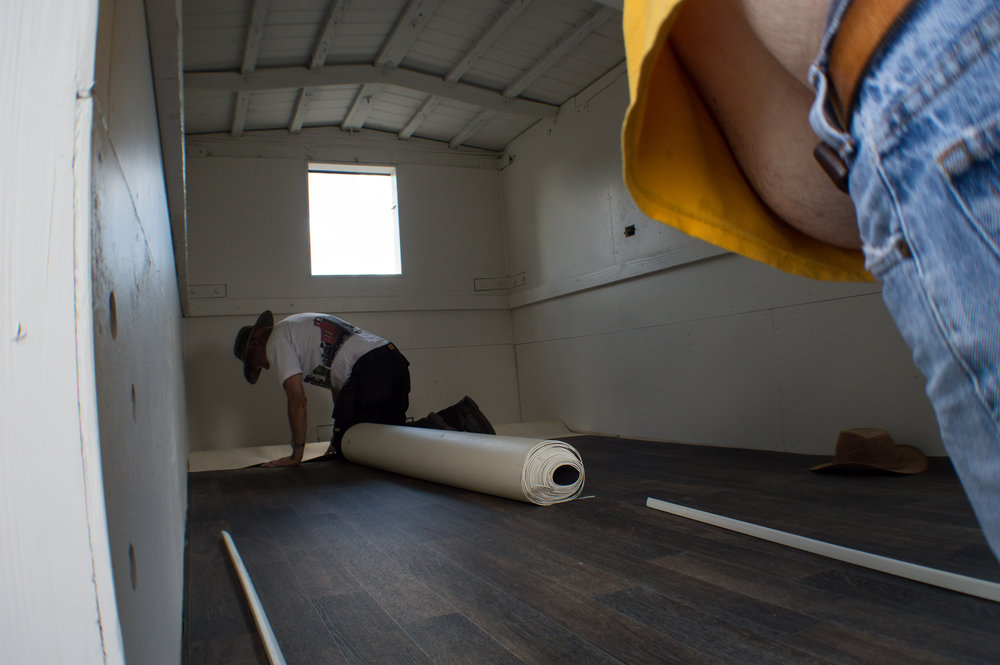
[{"x1": 341, "y1": 424, "x2": 585, "y2": 505}]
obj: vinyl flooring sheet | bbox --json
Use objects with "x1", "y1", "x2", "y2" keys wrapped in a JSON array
[{"x1": 184, "y1": 435, "x2": 1000, "y2": 665}]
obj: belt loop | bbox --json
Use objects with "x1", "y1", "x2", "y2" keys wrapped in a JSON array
[
  {"x1": 813, "y1": 0, "x2": 917, "y2": 190},
  {"x1": 814, "y1": 143, "x2": 851, "y2": 192}
]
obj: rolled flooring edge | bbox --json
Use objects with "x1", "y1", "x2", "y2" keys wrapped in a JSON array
[{"x1": 342, "y1": 423, "x2": 586, "y2": 505}]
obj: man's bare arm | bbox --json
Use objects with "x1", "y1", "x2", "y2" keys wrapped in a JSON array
[{"x1": 261, "y1": 373, "x2": 308, "y2": 467}]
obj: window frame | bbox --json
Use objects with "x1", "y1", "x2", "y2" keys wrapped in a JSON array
[{"x1": 306, "y1": 162, "x2": 402, "y2": 277}]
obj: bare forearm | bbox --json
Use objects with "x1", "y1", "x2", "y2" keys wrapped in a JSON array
[
  {"x1": 261, "y1": 373, "x2": 309, "y2": 468},
  {"x1": 287, "y1": 400, "x2": 307, "y2": 460}
]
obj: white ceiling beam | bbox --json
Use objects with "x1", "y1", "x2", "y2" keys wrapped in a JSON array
[
  {"x1": 231, "y1": 92, "x2": 251, "y2": 137},
  {"x1": 232, "y1": 0, "x2": 270, "y2": 137},
  {"x1": 502, "y1": 6, "x2": 615, "y2": 99},
  {"x1": 342, "y1": 83, "x2": 383, "y2": 131},
  {"x1": 241, "y1": 0, "x2": 269, "y2": 74},
  {"x1": 289, "y1": 0, "x2": 348, "y2": 134},
  {"x1": 186, "y1": 127, "x2": 503, "y2": 171},
  {"x1": 310, "y1": 0, "x2": 349, "y2": 69},
  {"x1": 288, "y1": 88, "x2": 311, "y2": 134},
  {"x1": 399, "y1": 95, "x2": 440, "y2": 139},
  {"x1": 187, "y1": 64, "x2": 560, "y2": 118},
  {"x1": 445, "y1": 0, "x2": 532, "y2": 83},
  {"x1": 375, "y1": 0, "x2": 442, "y2": 68},
  {"x1": 449, "y1": 109, "x2": 493, "y2": 149},
  {"x1": 288, "y1": 88, "x2": 315, "y2": 134}
]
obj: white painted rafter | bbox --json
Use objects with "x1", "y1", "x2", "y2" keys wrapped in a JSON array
[
  {"x1": 399, "y1": 95, "x2": 440, "y2": 139},
  {"x1": 396, "y1": 0, "x2": 531, "y2": 143},
  {"x1": 310, "y1": 0, "x2": 348, "y2": 69},
  {"x1": 232, "y1": 93, "x2": 252, "y2": 137},
  {"x1": 343, "y1": 0, "x2": 443, "y2": 134},
  {"x1": 232, "y1": 0, "x2": 270, "y2": 137},
  {"x1": 342, "y1": 83, "x2": 383, "y2": 131},
  {"x1": 445, "y1": 0, "x2": 532, "y2": 83},
  {"x1": 502, "y1": 5, "x2": 614, "y2": 99},
  {"x1": 186, "y1": 65, "x2": 560, "y2": 118},
  {"x1": 376, "y1": 0, "x2": 442, "y2": 67},
  {"x1": 449, "y1": 109, "x2": 493, "y2": 149},
  {"x1": 288, "y1": 88, "x2": 315, "y2": 134},
  {"x1": 289, "y1": 0, "x2": 348, "y2": 133}
]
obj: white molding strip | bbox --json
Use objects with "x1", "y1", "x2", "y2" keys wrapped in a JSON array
[
  {"x1": 144, "y1": 0, "x2": 189, "y2": 314},
  {"x1": 186, "y1": 294, "x2": 510, "y2": 317},
  {"x1": 646, "y1": 497, "x2": 1000, "y2": 604},
  {"x1": 509, "y1": 242, "x2": 726, "y2": 309},
  {"x1": 221, "y1": 531, "x2": 288, "y2": 665}
]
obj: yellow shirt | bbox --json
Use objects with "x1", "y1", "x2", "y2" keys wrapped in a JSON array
[{"x1": 621, "y1": 0, "x2": 873, "y2": 282}]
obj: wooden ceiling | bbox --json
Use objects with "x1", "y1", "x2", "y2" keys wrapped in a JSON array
[{"x1": 182, "y1": 0, "x2": 625, "y2": 151}]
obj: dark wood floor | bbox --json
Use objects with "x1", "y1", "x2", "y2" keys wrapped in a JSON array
[{"x1": 184, "y1": 435, "x2": 1000, "y2": 664}]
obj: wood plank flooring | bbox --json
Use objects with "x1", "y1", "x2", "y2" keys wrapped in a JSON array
[{"x1": 183, "y1": 435, "x2": 1000, "y2": 664}]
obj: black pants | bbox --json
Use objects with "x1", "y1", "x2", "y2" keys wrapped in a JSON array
[{"x1": 330, "y1": 343, "x2": 410, "y2": 455}]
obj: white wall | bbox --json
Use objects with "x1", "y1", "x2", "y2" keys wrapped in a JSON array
[
  {"x1": 183, "y1": 141, "x2": 519, "y2": 451},
  {"x1": 182, "y1": 68, "x2": 945, "y2": 459},
  {"x1": 502, "y1": 71, "x2": 944, "y2": 456},
  {"x1": 89, "y1": 0, "x2": 188, "y2": 663},
  {"x1": 0, "y1": 2, "x2": 123, "y2": 663}
]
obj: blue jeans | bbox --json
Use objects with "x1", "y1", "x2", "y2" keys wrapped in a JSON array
[{"x1": 810, "y1": 0, "x2": 1000, "y2": 560}]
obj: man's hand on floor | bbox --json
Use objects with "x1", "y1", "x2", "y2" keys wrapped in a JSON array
[{"x1": 260, "y1": 455, "x2": 301, "y2": 467}]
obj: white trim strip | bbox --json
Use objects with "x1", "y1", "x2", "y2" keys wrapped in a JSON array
[
  {"x1": 185, "y1": 294, "x2": 509, "y2": 317},
  {"x1": 221, "y1": 531, "x2": 288, "y2": 665},
  {"x1": 508, "y1": 242, "x2": 726, "y2": 309},
  {"x1": 645, "y1": 497, "x2": 1000, "y2": 603}
]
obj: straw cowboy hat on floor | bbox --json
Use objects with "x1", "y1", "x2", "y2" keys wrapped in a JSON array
[{"x1": 810, "y1": 427, "x2": 928, "y2": 474}]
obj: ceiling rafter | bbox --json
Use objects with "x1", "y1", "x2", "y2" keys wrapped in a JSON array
[
  {"x1": 289, "y1": 0, "x2": 349, "y2": 134},
  {"x1": 399, "y1": 95, "x2": 440, "y2": 139},
  {"x1": 336, "y1": 0, "x2": 444, "y2": 135},
  {"x1": 232, "y1": 0, "x2": 270, "y2": 137},
  {"x1": 342, "y1": 83, "x2": 383, "y2": 131},
  {"x1": 310, "y1": 0, "x2": 350, "y2": 70},
  {"x1": 394, "y1": 0, "x2": 533, "y2": 143},
  {"x1": 289, "y1": 88, "x2": 315, "y2": 134},
  {"x1": 445, "y1": 0, "x2": 533, "y2": 83},
  {"x1": 183, "y1": 0, "x2": 627, "y2": 150},
  {"x1": 376, "y1": 0, "x2": 443, "y2": 67},
  {"x1": 502, "y1": 5, "x2": 615, "y2": 99},
  {"x1": 449, "y1": 109, "x2": 494, "y2": 149},
  {"x1": 186, "y1": 65, "x2": 560, "y2": 119}
]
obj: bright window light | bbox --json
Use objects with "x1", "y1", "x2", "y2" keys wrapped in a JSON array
[{"x1": 308, "y1": 163, "x2": 402, "y2": 276}]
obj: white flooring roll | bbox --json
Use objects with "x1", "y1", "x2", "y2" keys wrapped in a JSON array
[{"x1": 341, "y1": 424, "x2": 586, "y2": 505}]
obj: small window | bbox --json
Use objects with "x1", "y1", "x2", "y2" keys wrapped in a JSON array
[{"x1": 307, "y1": 163, "x2": 402, "y2": 276}]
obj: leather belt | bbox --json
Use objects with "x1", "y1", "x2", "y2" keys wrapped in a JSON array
[{"x1": 814, "y1": 0, "x2": 919, "y2": 191}]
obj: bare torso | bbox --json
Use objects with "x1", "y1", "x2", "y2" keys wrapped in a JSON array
[
  {"x1": 669, "y1": 0, "x2": 861, "y2": 249},
  {"x1": 738, "y1": 0, "x2": 832, "y2": 86}
]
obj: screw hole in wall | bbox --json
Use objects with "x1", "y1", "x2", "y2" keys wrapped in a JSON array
[
  {"x1": 128, "y1": 543, "x2": 138, "y2": 590},
  {"x1": 131, "y1": 384, "x2": 137, "y2": 422},
  {"x1": 109, "y1": 291, "x2": 118, "y2": 340}
]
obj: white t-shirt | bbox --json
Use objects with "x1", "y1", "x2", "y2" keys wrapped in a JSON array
[{"x1": 266, "y1": 313, "x2": 386, "y2": 391}]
